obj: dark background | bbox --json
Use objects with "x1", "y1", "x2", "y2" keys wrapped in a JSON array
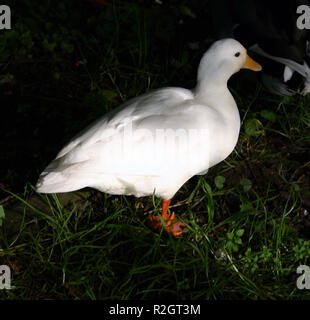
[{"x1": 1, "y1": 0, "x2": 217, "y2": 195}]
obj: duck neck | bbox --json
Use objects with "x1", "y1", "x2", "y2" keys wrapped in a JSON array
[
  {"x1": 194, "y1": 74, "x2": 231, "y2": 103},
  {"x1": 193, "y1": 66, "x2": 240, "y2": 133},
  {"x1": 194, "y1": 62, "x2": 233, "y2": 102}
]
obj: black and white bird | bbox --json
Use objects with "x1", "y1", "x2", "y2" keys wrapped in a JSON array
[{"x1": 210, "y1": 0, "x2": 310, "y2": 95}]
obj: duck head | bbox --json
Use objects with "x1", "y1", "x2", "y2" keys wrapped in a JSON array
[{"x1": 196, "y1": 39, "x2": 262, "y2": 96}]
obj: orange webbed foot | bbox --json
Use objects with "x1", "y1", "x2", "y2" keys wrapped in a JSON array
[{"x1": 148, "y1": 212, "x2": 186, "y2": 237}]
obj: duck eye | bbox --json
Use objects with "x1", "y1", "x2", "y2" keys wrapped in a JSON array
[{"x1": 234, "y1": 52, "x2": 241, "y2": 57}]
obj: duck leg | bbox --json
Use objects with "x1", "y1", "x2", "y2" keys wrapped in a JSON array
[{"x1": 148, "y1": 199, "x2": 186, "y2": 236}]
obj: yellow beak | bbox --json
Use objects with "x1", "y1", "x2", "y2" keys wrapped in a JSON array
[{"x1": 242, "y1": 54, "x2": 262, "y2": 71}]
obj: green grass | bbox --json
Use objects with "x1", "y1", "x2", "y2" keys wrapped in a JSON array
[{"x1": 1, "y1": 0, "x2": 310, "y2": 300}]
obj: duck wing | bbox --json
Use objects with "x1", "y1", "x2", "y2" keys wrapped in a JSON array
[{"x1": 36, "y1": 87, "x2": 205, "y2": 193}]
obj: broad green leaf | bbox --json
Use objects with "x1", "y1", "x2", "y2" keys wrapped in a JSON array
[
  {"x1": 236, "y1": 229, "x2": 244, "y2": 237},
  {"x1": 214, "y1": 175, "x2": 226, "y2": 189},
  {"x1": 260, "y1": 109, "x2": 277, "y2": 121},
  {"x1": 244, "y1": 118, "x2": 262, "y2": 137},
  {"x1": 227, "y1": 232, "x2": 234, "y2": 240},
  {"x1": 240, "y1": 178, "x2": 253, "y2": 192}
]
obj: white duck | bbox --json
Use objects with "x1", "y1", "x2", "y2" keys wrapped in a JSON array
[{"x1": 36, "y1": 39, "x2": 261, "y2": 236}]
